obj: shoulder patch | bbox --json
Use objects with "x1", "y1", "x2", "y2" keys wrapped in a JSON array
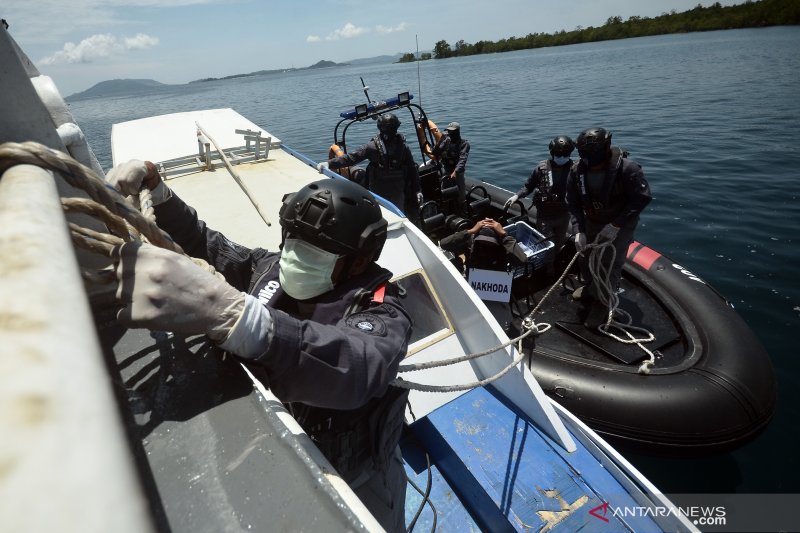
[{"x1": 345, "y1": 312, "x2": 387, "y2": 336}]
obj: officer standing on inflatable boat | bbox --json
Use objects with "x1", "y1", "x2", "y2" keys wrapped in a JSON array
[
  {"x1": 505, "y1": 135, "x2": 576, "y2": 275},
  {"x1": 566, "y1": 127, "x2": 652, "y2": 328},
  {"x1": 431, "y1": 121, "x2": 471, "y2": 212},
  {"x1": 318, "y1": 112, "x2": 422, "y2": 224},
  {"x1": 106, "y1": 163, "x2": 412, "y2": 532}
]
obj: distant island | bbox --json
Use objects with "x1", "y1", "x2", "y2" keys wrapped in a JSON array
[
  {"x1": 65, "y1": 54, "x2": 408, "y2": 100},
  {"x1": 190, "y1": 59, "x2": 348, "y2": 83},
  {"x1": 399, "y1": 0, "x2": 800, "y2": 61},
  {"x1": 65, "y1": 79, "x2": 168, "y2": 101}
]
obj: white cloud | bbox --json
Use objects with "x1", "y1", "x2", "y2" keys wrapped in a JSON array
[
  {"x1": 325, "y1": 22, "x2": 369, "y2": 41},
  {"x1": 4, "y1": 0, "x2": 214, "y2": 45},
  {"x1": 375, "y1": 22, "x2": 409, "y2": 35},
  {"x1": 308, "y1": 21, "x2": 409, "y2": 43},
  {"x1": 124, "y1": 33, "x2": 159, "y2": 49},
  {"x1": 39, "y1": 33, "x2": 159, "y2": 65}
]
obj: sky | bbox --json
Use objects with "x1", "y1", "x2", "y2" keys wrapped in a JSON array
[{"x1": 3, "y1": 0, "x2": 743, "y2": 96}]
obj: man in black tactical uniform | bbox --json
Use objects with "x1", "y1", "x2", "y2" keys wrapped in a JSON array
[
  {"x1": 431, "y1": 121, "x2": 471, "y2": 212},
  {"x1": 318, "y1": 112, "x2": 422, "y2": 224},
  {"x1": 107, "y1": 163, "x2": 412, "y2": 532},
  {"x1": 505, "y1": 135, "x2": 576, "y2": 275},
  {"x1": 566, "y1": 127, "x2": 652, "y2": 329}
]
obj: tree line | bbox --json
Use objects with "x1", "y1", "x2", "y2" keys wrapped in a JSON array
[{"x1": 397, "y1": 0, "x2": 799, "y2": 62}]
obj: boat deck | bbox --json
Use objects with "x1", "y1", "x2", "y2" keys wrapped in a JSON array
[{"x1": 402, "y1": 386, "x2": 662, "y2": 532}]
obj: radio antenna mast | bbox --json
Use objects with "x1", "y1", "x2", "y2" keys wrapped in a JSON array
[
  {"x1": 416, "y1": 34, "x2": 422, "y2": 109},
  {"x1": 360, "y1": 77, "x2": 372, "y2": 104}
]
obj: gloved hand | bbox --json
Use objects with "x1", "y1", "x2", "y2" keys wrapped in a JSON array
[
  {"x1": 316, "y1": 161, "x2": 330, "y2": 174},
  {"x1": 113, "y1": 242, "x2": 245, "y2": 341},
  {"x1": 575, "y1": 232, "x2": 587, "y2": 253},
  {"x1": 597, "y1": 223, "x2": 620, "y2": 242},
  {"x1": 504, "y1": 194, "x2": 519, "y2": 209},
  {"x1": 417, "y1": 192, "x2": 424, "y2": 204},
  {"x1": 106, "y1": 159, "x2": 160, "y2": 196}
]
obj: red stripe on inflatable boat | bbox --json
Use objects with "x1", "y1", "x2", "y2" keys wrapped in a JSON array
[{"x1": 628, "y1": 241, "x2": 661, "y2": 271}]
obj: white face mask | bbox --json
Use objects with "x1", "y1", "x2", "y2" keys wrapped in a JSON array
[
  {"x1": 552, "y1": 155, "x2": 571, "y2": 166},
  {"x1": 279, "y1": 239, "x2": 341, "y2": 300}
]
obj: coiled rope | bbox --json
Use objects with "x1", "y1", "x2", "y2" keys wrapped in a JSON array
[
  {"x1": 0, "y1": 141, "x2": 220, "y2": 287},
  {"x1": 585, "y1": 237, "x2": 656, "y2": 374}
]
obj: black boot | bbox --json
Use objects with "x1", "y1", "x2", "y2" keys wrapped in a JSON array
[{"x1": 583, "y1": 300, "x2": 608, "y2": 330}]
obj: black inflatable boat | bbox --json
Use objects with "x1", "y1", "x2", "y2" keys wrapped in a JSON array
[{"x1": 327, "y1": 92, "x2": 777, "y2": 455}]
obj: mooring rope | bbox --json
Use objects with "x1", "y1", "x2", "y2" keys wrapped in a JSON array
[
  {"x1": 390, "y1": 247, "x2": 586, "y2": 392},
  {"x1": 391, "y1": 235, "x2": 657, "y2": 392},
  {"x1": 0, "y1": 142, "x2": 221, "y2": 285}
]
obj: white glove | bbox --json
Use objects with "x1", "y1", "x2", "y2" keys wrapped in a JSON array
[
  {"x1": 597, "y1": 223, "x2": 620, "y2": 242},
  {"x1": 575, "y1": 232, "x2": 587, "y2": 253},
  {"x1": 316, "y1": 161, "x2": 330, "y2": 174},
  {"x1": 107, "y1": 159, "x2": 170, "y2": 205},
  {"x1": 417, "y1": 192, "x2": 424, "y2": 204},
  {"x1": 114, "y1": 242, "x2": 245, "y2": 341},
  {"x1": 504, "y1": 194, "x2": 519, "y2": 209},
  {"x1": 107, "y1": 159, "x2": 149, "y2": 196}
]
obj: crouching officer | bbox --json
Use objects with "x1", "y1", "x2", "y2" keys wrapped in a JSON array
[{"x1": 107, "y1": 162, "x2": 412, "y2": 532}]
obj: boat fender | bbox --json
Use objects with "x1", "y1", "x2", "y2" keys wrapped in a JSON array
[
  {"x1": 327, "y1": 143, "x2": 351, "y2": 179},
  {"x1": 57, "y1": 122, "x2": 95, "y2": 171},
  {"x1": 415, "y1": 119, "x2": 442, "y2": 158}
]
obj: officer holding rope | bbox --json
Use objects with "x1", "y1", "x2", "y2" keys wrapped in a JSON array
[
  {"x1": 107, "y1": 162, "x2": 412, "y2": 532},
  {"x1": 566, "y1": 127, "x2": 652, "y2": 329}
]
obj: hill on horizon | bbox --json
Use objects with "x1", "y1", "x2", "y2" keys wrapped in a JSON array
[
  {"x1": 65, "y1": 52, "x2": 405, "y2": 100},
  {"x1": 65, "y1": 79, "x2": 168, "y2": 102}
]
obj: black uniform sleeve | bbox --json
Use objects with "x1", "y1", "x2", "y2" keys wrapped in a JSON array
[
  {"x1": 565, "y1": 168, "x2": 586, "y2": 233},
  {"x1": 502, "y1": 235, "x2": 529, "y2": 263},
  {"x1": 153, "y1": 192, "x2": 260, "y2": 291},
  {"x1": 516, "y1": 166, "x2": 540, "y2": 199},
  {"x1": 439, "y1": 229, "x2": 472, "y2": 255},
  {"x1": 454, "y1": 139, "x2": 470, "y2": 174},
  {"x1": 251, "y1": 296, "x2": 412, "y2": 410},
  {"x1": 613, "y1": 160, "x2": 652, "y2": 228},
  {"x1": 404, "y1": 144, "x2": 421, "y2": 196},
  {"x1": 328, "y1": 141, "x2": 374, "y2": 169}
]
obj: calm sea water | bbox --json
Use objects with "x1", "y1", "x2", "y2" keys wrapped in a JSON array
[{"x1": 69, "y1": 27, "x2": 800, "y2": 495}]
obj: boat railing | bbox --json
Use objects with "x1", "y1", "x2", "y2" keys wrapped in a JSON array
[
  {"x1": 158, "y1": 139, "x2": 275, "y2": 181},
  {"x1": 0, "y1": 163, "x2": 155, "y2": 532}
]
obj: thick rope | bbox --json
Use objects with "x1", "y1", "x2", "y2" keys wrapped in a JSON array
[
  {"x1": 0, "y1": 142, "x2": 223, "y2": 286},
  {"x1": 0, "y1": 142, "x2": 182, "y2": 253},
  {"x1": 391, "y1": 348, "x2": 528, "y2": 392}
]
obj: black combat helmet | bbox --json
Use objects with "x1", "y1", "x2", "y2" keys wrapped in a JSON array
[
  {"x1": 279, "y1": 179, "x2": 388, "y2": 261},
  {"x1": 549, "y1": 135, "x2": 575, "y2": 157},
  {"x1": 576, "y1": 127, "x2": 612, "y2": 161},
  {"x1": 377, "y1": 113, "x2": 401, "y2": 134}
]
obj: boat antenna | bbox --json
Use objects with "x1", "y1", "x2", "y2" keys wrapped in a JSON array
[
  {"x1": 360, "y1": 77, "x2": 372, "y2": 104},
  {"x1": 416, "y1": 34, "x2": 422, "y2": 109}
]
